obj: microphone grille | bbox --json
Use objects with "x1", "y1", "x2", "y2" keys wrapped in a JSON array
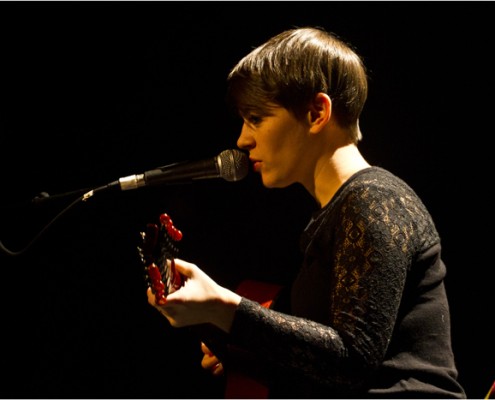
[{"x1": 217, "y1": 149, "x2": 249, "y2": 182}]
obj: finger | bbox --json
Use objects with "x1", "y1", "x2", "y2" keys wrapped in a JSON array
[
  {"x1": 211, "y1": 362, "x2": 224, "y2": 376},
  {"x1": 201, "y1": 342, "x2": 213, "y2": 356},
  {"x1": 201, "y1": 354, "x2": 223, "y2": 376},
  {"x1": 172, "y1": 258, "x2": 195, "y2": 277},
  {"x1": 201, "y1": 353, "x2": 218, "y2": 368},
  {"x1": 147, "y1": 287, "x2": 156, "y2": 305}
]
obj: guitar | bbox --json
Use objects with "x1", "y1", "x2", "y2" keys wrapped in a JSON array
[{"x1": 138, "y1": 212, "x2": 282, "y2": 398}]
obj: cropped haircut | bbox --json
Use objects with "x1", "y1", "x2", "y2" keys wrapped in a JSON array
[{"x1": 226, "y1": 27, "x2": 369, "y2": 143}]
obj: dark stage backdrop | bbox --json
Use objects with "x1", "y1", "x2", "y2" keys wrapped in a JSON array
[{"x1": 0, "y1": 2, "x2": 493, "y2": 398}]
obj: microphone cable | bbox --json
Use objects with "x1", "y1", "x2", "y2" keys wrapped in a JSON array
[{"x1": 0, "y1": 182, "x2": 117, "y2": 257}]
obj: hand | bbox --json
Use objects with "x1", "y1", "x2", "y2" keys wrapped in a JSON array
[
  {"x1": 200, "y1": 342, "x2": 224, "y2": 376},
  {"x1": 147, "y1": 258, "x2": 242, "y2": 332}
]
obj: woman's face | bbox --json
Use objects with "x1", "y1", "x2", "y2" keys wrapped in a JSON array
[{"x1": 236, "y1": 105, "x2": 310, "y2": 188}]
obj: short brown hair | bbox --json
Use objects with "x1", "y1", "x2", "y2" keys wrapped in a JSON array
[{"x1": 227, "y1": 27, "x2": 368, "y2": 143}]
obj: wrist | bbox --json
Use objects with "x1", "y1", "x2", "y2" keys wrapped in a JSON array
[{"x1": 213, "y1": 287, "x2": 242, "y2": 333}]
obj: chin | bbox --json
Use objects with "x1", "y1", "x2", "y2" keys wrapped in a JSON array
[
  {"x1": 260, "y1": 176, "x2": 275, "y2": 188},
  {"x1": 261, "y1": 175, "x2": 289, "y2": 189}
]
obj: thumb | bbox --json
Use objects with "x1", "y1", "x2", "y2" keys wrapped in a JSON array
[{"x1": 172, "y1": 258, "x2": 195, "y2": 278}]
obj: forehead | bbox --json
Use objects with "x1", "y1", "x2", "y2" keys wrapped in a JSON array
[
  {"x1": 239, "y1": 102, "x2": 282, "y2": 118},
  {"x1": 243, "y1": 106, "x2": 301, "y2": 129}
]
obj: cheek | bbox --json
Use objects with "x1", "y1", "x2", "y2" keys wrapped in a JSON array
[
  {"x1": 263, "y1": 124, "x2": 293, "y2": 152},
  {"x1": 261, "y1": 148, "x2": 298, "y2": 188}
]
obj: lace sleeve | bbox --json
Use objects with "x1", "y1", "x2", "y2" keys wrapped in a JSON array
[
  {"x1": 228, "y1": 178, "x2": 430, "y2": 392},
  {"x1": 230, "y1": 298, "x2": 351, "y2": 386}
]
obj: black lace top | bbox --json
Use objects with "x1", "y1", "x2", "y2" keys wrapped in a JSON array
[{"x1": 225, "y1": 167, "x2": 466, "y2": 398}]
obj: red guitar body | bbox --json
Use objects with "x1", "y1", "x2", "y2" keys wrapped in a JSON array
[
  {"x1": 225, "y1": 279, "x2": 282, "y2": 399},
  {"x1": 138, "y1": 213, "x2": 282, "y2": 399}
]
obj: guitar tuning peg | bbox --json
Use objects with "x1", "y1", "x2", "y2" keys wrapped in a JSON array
[
  {"x1": 171, "y1": 227, "x2": 183, "y2": 242},
  {"x1": 160, "y1": 213, "x2": 172, "y2": 225}
]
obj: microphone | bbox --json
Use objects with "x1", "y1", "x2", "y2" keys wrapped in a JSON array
[{"x1": 115, "y1": 149, "x2": 249, "y2": 191}]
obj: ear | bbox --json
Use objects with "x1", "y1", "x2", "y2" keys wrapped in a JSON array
[{"x1": 307, "y1": 92, "x2": 331, "y2": 134}]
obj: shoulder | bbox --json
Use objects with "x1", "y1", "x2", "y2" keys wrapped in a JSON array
[
  {"x1": 343, "y1": 167, "x2": 412, "y2": 194},
  {"x1": 336, "y1": 167, "x2": 440, "y2": 249},
  {"x1": 337, "y1": 167, "x2": 426, "y2": 212}
]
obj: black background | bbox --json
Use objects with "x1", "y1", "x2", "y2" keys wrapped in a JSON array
[{"x1": 0, "y1": 1, "x2": 493, "y2": 398}]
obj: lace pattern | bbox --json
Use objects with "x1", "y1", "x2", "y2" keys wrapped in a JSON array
[{"x1": 228, "y1": 167, "x2": 462, "y2": 397}]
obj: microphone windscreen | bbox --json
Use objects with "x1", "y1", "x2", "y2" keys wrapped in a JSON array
[{"x1": 218, "y1": 149, "x2": 249, "y2": 182}]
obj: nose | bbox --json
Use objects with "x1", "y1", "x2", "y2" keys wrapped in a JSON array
[{"x1": 236, "y1": 123, "x2": 255, "y2": 151}]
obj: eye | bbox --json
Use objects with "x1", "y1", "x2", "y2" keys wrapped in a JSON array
[{"x1": 246, "y1": 114, "x2": 262, "y2": 126}]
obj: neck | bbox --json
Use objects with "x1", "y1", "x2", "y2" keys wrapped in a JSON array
[{"x1": 309, "y1": 143, "x2": 370, "y2": 207}]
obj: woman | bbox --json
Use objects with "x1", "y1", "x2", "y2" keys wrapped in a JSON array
[{"x1": 147, "y1": 27, "x2": 466, "y2": 398}]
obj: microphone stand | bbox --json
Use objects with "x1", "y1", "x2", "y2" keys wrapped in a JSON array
[{"x1": 0, "y1": 182, "x2": 118, "y2": 257}]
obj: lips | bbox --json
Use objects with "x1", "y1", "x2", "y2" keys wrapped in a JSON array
[{"x1": 250, "y1": 157, "x2": 261, "y2": 172}]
